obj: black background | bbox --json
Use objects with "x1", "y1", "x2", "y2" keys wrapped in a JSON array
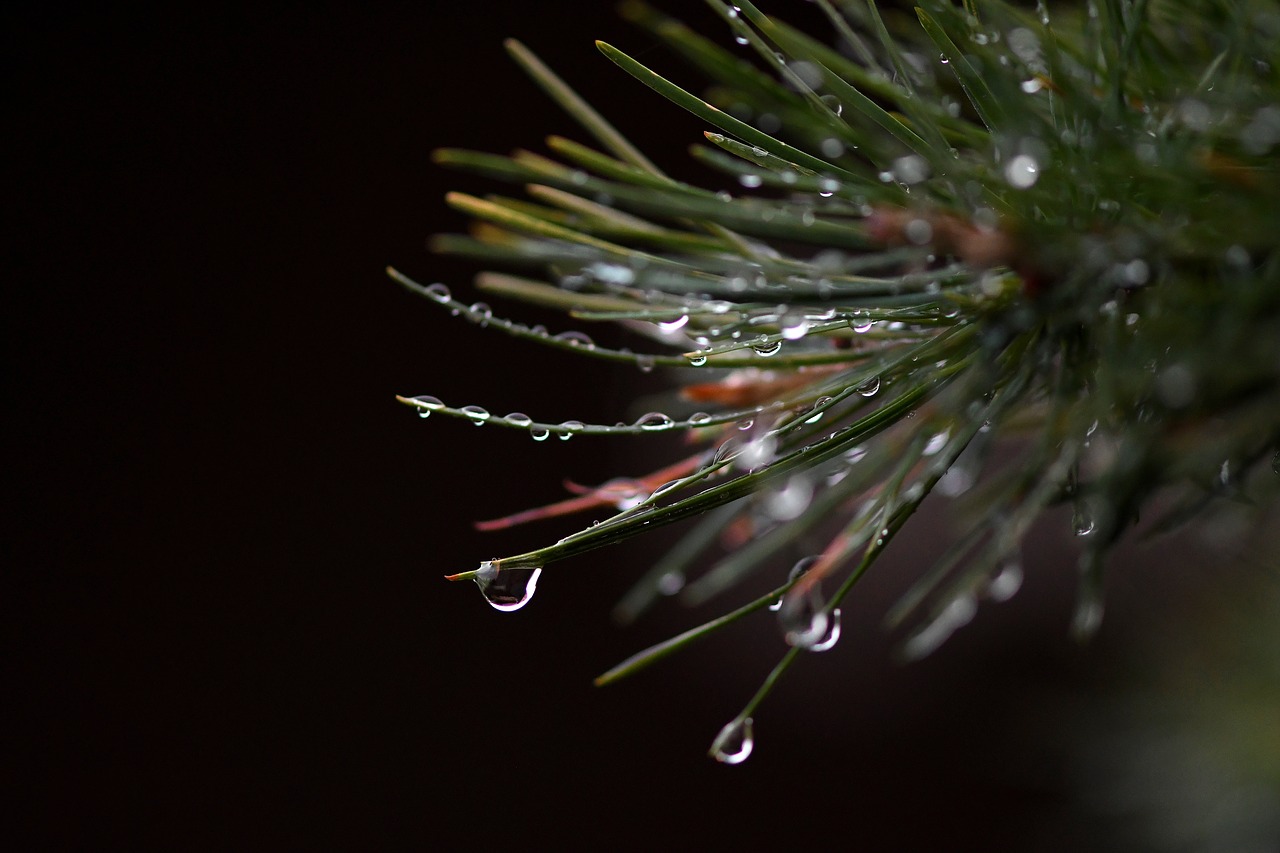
[{"x1": 10, "y1": 3, "x2": 1262, "y2": 849}]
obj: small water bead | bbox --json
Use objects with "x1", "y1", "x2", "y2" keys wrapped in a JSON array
[
  {"x1": 805, "y1": 396, "x2": 833, "y2": 424},
  {"x1": 739, "y1": 174, "x2": 763, "y2": 189},
  {"x1": 424, "y1": 283, "x2": 452, "y2": 302},
  {"x1": 856, "y1": 376, "x2": 881, "y2": 397},
  {"x1": 557, "y1": 420, "x2": 585, "y2": 441},
  {"x1": 817, "y1": 178, "x2": 839, "y2": 198},
  {"x1": 469, "y1": 302, "x2": 493, "y2": 326},
  {"x1": 751, "y1": 338, "x2": 783, "y2": 357},
  {"x1": 849, "y1": 314, "x2": 876, "y2": 334},
  {"x1": 710, "y1": 717, "x2": 754, "y2": 765},
  {"x1": 686, "y1": 352, "x2": 709, "y2": 367},
  {"x1": 891, "y1": 154, "x2": 930, "y2": 185},
  {"x1": 1004, "y1": 154, "x2": 1040, "y2": 189},
  {"x1": 529, "y1": 426, "x2": 551, "y2": 442},
  {"x1": 807, "y1": 608, "x2": 842, "y2": 652},
  {"x1": 475, "y1": 564, "x2": 543, "y2": 612},
  {"x1": 987, "y1": 558, "x2": 1023, "y2": 602},
  {"x1": 687, "y1": 412, "x2": 713, "y2": 426},
  {"x1": 922, "y1": 429, "x2": 950, "y2": 457},
  {"x1": 460, "y1": 405, "x2": 491, "y2": 425},
  {"x1": 780, "y1": 313, "x2": 810, "y2": 340},
  {"x1": 413, "y1": 395, "x2": 444, "y2": 418},
  {"x1": 635, "y1": 354, "x2": 656, "y2": 373},
  {"x1": 634, "y1": 411, "x2": 675, "y2": 431},
  {"x1": 820, "y1": 93, "x2": 843, "y2": 116},
  {"x1": 658, "y1": 315, "x2": 689, "y2": 334},
  {"x1": 504, "y1": 412, "x2": 533, "y2": 428},
  {"x1": 902, "y1": 593, "x2": 978, "y2": 660},
  {"x1": 554, "y1": 330, "x2": 595, "y2": 348},
  {"x1": 1021, "y1": 78, "x2": 1044, "y2": 93}
]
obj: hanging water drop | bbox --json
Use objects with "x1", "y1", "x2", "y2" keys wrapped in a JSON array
[
  {"x1": 849, "y1": 313, "x2": 875, "y2": 333},
  {"x1": 808, "y1": 608, "x2": 841, "y2": 652},
  {"x1": 529, "y1": 425, "x2": 551, "y2": 442},
  {"x1": 856, "y1": 376, "x2": 881, "y2": 397},
  {"x1": 710, "y1": 717, "x2": 754, "y2": 765},
  {"x1": 475, "y1": 563, "x2": 543, "y2": 612},
  {"x1": 751, "y1": 337, "x2": 783, "y2": 357},
  {"x1": 686, "y1": 351, "x2": 709, "y2": 367},
  {"x1": 460, "y1": 405, "x2": 490, "y2": 425},
  {"x1": 635, "y1": 354, "x2": 656, "y2": 373},
  {"x1": 634, "y1": 411, "x2": 675, "y2": 431},
  {"x1": 468, "y1": 302, "x2": 493, "y2": 327},
  {"x1": 557, "y1": 420, "x2": 585, "y2": 440},
  {"x1": 412, "y1": 395, "x2": 444, "y2": 417},
  {"x1": 902, "y1": 593, "x2": 977, "y2": 659},
  {"x1": 1072, "y1": 501, "x2": 1096, "y2": 536},
  {"x1": 424, "y1": 283, "x2": 452, "y2": 302},
  {"x1": 780, "y1": 313, "x2": 810, "y2": 340}
]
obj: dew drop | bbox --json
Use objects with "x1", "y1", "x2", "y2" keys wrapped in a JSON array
[
  {"x1": 1004, "y1": 154, "x2": 1040, "y2": 189},
  {"x1": 688, "y1": 412, "x2": 712, "y2": 426},
  {"x1": 557, "y1": 420, "x2": 585, "y2": 440},
  {"x1": 530, "y1": 426, "x2": 551, "y2": 442},
  {"x1": 856, "y1": 376, "x2": 881, "y2": 397},
  {"x1": 686, "y1": 352, "x2": 709, "y2": 367},
  {"x1": 424, "y1": 283, "x2": 452, "y2": 302},
  {"x1": 710, "y1": 717, "x2": 754, "y2": 765},
  {"x1": 504, "y1": 412, "x2": 532, "y2": 428},
  {"x1": 554, "y1": 330, "x2": 595, "y2": 348},
  {"x1": 635, "y1": 354, "x2": 656, "y2": 373},
  {"x1": 987, "y1": 559, "x2": 1023, "y2": 602},
  {"x1": 475, "y1": 564, "x2": 543, "y2": 612},
  {"x1": 1072, "y1": 501, "x2": 1096, "y2": 536},
  {"x1": 751, "y1": 338, "x2": 783, "y2": 357},
  {"x1": 902, "y1": 593, "x2": 977, "y2": 659},
  {"x1": 634, "y1": 411, "x2": 675, "y2": 431},
  {"x1": 849, "y1": 313, "x2": 875, "y2": 334},
  {"x1": 412, "y1": 395, "x2": 444, "y2": 417},
  {"x1": 658, "y1": 315, "x2": 689, "y2": 334},
  {"x1": 469, "y1": 302, "x2": 493, "y2": 326},
  {"x1": 780, "y1": 313, "x2": 810, "y2": 340},
  {"x1": 739, "y1": 173, "x2": 763, "y2": 188},
  {"x1": 460, "y1": 405, "x2": 490, "y2": 425},
  {"x1": 808, "y1": 607, "x2": 842, "y2": 652}
]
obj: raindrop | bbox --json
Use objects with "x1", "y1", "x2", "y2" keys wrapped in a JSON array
[
  {"x1": 1072, "y1": 501, "x2": 1095, "y2": 536},
  {"x1": 634, "y1": 411, "x2": 675, "y2": 431},
  {"x1": 469, "y1": 302, "x2": 493, "y2": 326},
  {"x1": 817, "y1": 178, "x2": 839, "y2": 198},
  {"x1": 736, "y1": 418, "x2": 755, "y2": 431},
  {"x1": 557, "y1": 420, "x2": 585, "y2": 440},
  {"x1": 856, "y1": 376, "x2": 881, "y2": 397},
  {"x1": 504, "y1": 412, "x2": 533, "y2": 428},
  {"x1": 987, "y1": 559, "x2": 1023, "y2": 602},
  {"x1": 1004, "y1": 154, "x2": 1040, "y2": 188},
  {"x1": 424, "y1": 283, "x2": 452, "y2": 302},
  {"x1": 710, "y1": 717, "x2": 754, "y2": 765},
  {"x1": 688, "y1": 412, "x2": 712, "y2": 425},
  {"x1": 780, "y1": 313, "x2": 810, "y2": 340},
  {"x1": 460, "y1": 405, "x2": 490, "y2": 425},
  {"x1": 902, "y1": 593, "x2": 977, "y2": 659},
  {"x1": 412, "y1": 395, "x2": 444, "y2": 417},
  {"x1": 751, "y1": 338, "x2": 783, "y2": 357},
  {"x1": 808, "y1": 608, "x2": 842, "y2": 652},
  {"x1": 530, "y1": 426, "x2": 551, "y2": 442},
  {"x1": 734, "y1": 34, "x2": 749, "y2": 45},
  {"x1": 554, "y1": 330, "x2": 595, "y2": 348},
  {"x1": 475, "y1": 563, "x2": 543, "y2": 612},
  {"x1": 922, "y1": 429, "x2": 950, "y2": 456},
  {"x1": 820, "y1": 94, "x2": 843, "y2": 116},
  {"x1": 686, "y1": 352, "x2": 709, "y2": 366},
  {"x1": 659, "y1": 315, "x2": 690, "y2": 333},
  {"x1": 849, "y1": 313, "x2": 875, "y2": 334}
]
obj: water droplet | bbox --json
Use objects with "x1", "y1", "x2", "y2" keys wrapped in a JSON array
[
  {"x1": 939, "y1": 54, "x2": 950, "y2": 65},
  {"x1": 710, "y1": 717, "x2": 754, "y2": 765},
  {"x1": 856, "y1": 376, "x2": 881, "y2": 397},
  {"x1": 902, "y1": 593, "x2": 977, "y2": 659},
  {"x1": 686, "y1": 352, "x2": 708, "y2": 366},
  {"x1": 425, "y1": 283, "x2": 452, "y2": 302},
  {"x1": 736, "y1": 435, "x2": 777, "y2": 470},
  {"x1": 469, "y1": 302, "x2": 493, "y2": 326},
  {"x1": 635, "y1": 354, "x2": 656, "y2": 373},
  {"x1": 987, "y1": 559, "x2": 1023, "y2": 602},
  {"x1": 460, "y1": 405, "x2": 490, "y2": 425},
  {"x1": 476, "y1": 564, "x2": 543, "y2": 612},
  {"x1": 557, "y1": 420, "x2": 585, "y2": 440},
  {"x1": 849, "y1": 313, "x2": 875, "y2": 334},
  {"x1": 554, "y1": 330, "x2": 595, "y2": 348},
  {"x1": 764, "y1": 475, "x2": 813, "y2": 521},
  {"x1": 734, "y1": 34, "x2": 749, "y2": 45},
  {"x1": 412, "y1": 395, "x2": 444, "y2": 417},
  {"x1": 820, "y1": 93, "x2": 843, "y2": 116},
  {"x1": 688, "y1": 412, "x2": 712, "y2": 426},
  {"x1": 503, "y1": 412, "x2": 532, "y2": 428},
  {"x1": 808, "y1": 607, "x2": 841, "y2": 652},
  {"x1": 1004, "y1": 154, "x2": 1040, "y2": 188},
  {"x1": 634, "y1": 411, "x2": 675, "y2": 431},
  {"x1": 780, "y1": 314, "x2": 810, "y2": 340},
  {"x1": 530, "y1": 426, "x2": 551, "y2": 442},
  {"x1": 751, "y1": 337, "x2": 782, "y2": 357},
  {"x1": 736, "y1": 418, "x2": 755, "y2": 431},
  {"x1": 891, "y1": 154, "x2": 930, "y2": 185},
  {"x1": 657, "y1": 571, "x2": 685, "y2": 595},
  {"x1": 658, "y1": 315, "x2": 689, "y2": 334},
  {"x1": 922, "y1": 429, "x2": 950, "y2": 456},
  {"x1": 1021, "y1": 78, "x2": 1044, "y2": 93},
  {"x1": 817, "y1": 178, "x2": 839, "y2": 198},
  {"x1": 1072, "y1": 501, "x2": 1095, "y2": 536},
  {"x1": 739, "y1": 173, "x2": 763, "y2": 188}
]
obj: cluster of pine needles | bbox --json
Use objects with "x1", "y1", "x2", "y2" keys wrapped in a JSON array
[{"x1": 393, "y1": 0, "x2": 1280, "y2": 762}]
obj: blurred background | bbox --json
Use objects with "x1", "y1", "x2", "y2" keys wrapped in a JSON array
[{"x1": 10, "y1": 2, "x2": 1278, "y2": 849}]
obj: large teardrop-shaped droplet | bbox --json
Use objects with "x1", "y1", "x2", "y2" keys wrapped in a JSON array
[
  {"x1": 475, "y1": 562, "x2": 542, "y2": 612},
  {"x1": 710, "y1": 717, "x2": 754, "y2": 765}
]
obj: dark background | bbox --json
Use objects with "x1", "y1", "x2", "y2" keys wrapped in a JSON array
[{"x1": 11, "y1": 3, "x2": 1277, "y2": 849}]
